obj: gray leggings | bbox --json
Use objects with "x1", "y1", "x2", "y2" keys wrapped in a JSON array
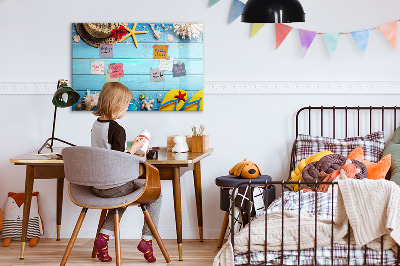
[{"x1": 92, "y1": 180, "x2": 162, "y2": 240}]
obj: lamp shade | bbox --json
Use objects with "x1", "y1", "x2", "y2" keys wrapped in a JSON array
[
  {"x1": 52, "y1": 84, "x2": 80, "y2": 108},
  {"x1": 241, "y1": 0, "x2": 305, "y2": 23}
]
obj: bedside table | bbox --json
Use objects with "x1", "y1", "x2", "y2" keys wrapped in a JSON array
[{"x1": 215, "y1": 175, "x2": 275, "y2": 248}]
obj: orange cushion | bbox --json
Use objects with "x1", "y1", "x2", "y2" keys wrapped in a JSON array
[{"x1": 347, "y1": 146, "x2": 391, "y2": 180}]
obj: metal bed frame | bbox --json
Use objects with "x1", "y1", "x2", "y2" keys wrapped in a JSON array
[{"x1": 230, "y1": 106, "x2": 400, "y2": 266}]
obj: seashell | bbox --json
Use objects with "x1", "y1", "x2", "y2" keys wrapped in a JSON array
[
  {"x1": 75, "y1": 103, "x2": 82, "y2": 111},
  {"x1": 73, "y1": 35, "x2": 80, "y2": 43},
  {"x1": 139, "y1": 93, "x2": 145, "y2": 100},
  {"x1": 167, "y1": 34, "x2": 174, "y2": 42}
]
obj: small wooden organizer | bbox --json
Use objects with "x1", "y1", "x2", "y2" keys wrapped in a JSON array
[{"x1": 191, "y1": 135, "x2": 209, "y2": 153}]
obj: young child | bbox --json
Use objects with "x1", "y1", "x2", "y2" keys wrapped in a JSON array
[{"x1": 91, "y1": 82, "x2": 162, "y2": 263}]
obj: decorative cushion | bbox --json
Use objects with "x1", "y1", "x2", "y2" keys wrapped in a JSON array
[
  {"x1": 302, "y1": 154, "x2": 368, "y2": 189},
  {"x1": 295, "y1": 131, "x2": 385, "y2": 166},
  {"x1": 382, "y1": 126, "x2": 400, "y2": 184},
  {"x1": 289, "y1": 150, "x2": 333, "y2": 191},
  {"x1": 349, "y1": 146, "x2": 392, "y2": 180}
]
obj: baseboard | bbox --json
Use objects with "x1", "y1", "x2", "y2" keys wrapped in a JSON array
[{"x1": 1, "y1": 81, "x2": 400, "y2": 94}]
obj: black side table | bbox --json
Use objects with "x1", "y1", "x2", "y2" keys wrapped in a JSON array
[{"x1": 215, "y1": 175, "x2": 275, "y2": 248}]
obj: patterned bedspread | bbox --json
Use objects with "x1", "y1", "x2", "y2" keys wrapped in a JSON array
[{"x1": 234, "y1": 191, "x2": 397, "y2": 265}]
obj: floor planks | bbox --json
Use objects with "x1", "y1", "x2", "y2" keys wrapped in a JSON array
[{"x1": 0, "y1": 239, "x2": 221, "y2": 265}]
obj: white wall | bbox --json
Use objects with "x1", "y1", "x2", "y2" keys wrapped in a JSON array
[{"x1": 1, "y1": 0, "x2": 400, "y2": 239}]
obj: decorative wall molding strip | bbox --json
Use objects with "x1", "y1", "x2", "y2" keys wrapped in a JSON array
[
  {"x1": 1, "y1": 81, "x2": 400, "y2": 95},
  {"x1": 0, "y1": 83, "x2": 55, "y2": 94},
  {"x1": 205, "y1": 81, "x2": 400, "y2": 94}
]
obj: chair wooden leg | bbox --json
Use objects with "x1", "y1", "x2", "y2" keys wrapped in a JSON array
[
  {"x1": 141, "y1": 205, "x2": 171, "y2": 263},
  {"x1": 114, "y1": 210, "x2": 121, "y2": 266},
  {"x1": 217, "y1": 211, "x2": 230, "y2": 248},
  {"x1": 60, "y1": 208, "x2": 88, "y2": 266},
  {"x1": 91, "y1": 209, "x2": 108, "y2": 258}
]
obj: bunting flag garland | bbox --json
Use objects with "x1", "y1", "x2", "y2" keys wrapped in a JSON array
[
  {"x1": 323, "y1": 33, "x2": 341, "y2": 58},
  {"x1": 351, "y1": 29, "x2": 370, "y2": 55},
  {"x1": 209, "y1": 0, "x2": 220, "y2": 7},
  {"x1": 298, "y1": 29, "x2": 317, "y2": 58},
  {"x1": 207, "y1": 2, "x2": 400, "y2": 57},
  {"x1": 378, "y1": 21, "x2": 398, "y2": 50},
  {"x1": 251, "y1": 23, "x2": 266, "y2": 38},
  {"x1": 229, "y1": 0, "x2": 245, "y2": 24},
  {"x1": 275, "y1": 23, "x2": 293, "y2": 49}
]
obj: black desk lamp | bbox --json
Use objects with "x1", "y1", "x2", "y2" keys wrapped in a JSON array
[
  {"x1": 241, "y1": 0, "x2": 305, "y2": 23},
  {"x1": 38, "y1": 79, "x2": 80, "y2": 154}
]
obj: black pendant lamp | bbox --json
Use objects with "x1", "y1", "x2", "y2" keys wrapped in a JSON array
[{"x1": 242, "y1": 0, "x2": 305, "y2": 23}]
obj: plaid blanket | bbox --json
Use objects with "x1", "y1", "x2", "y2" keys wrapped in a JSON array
[{"x1": 234, "y1": 191, "x2": 397, "y2": 265}]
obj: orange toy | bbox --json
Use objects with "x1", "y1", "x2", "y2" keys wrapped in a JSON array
[
  {"x1": 348, "y1": 146, "x2": 391, "y2": 180},
  {"x1": 229, "y1": 159, "x2": 261, "y2": 179}
]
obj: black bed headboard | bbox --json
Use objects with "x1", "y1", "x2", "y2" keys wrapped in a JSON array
[
  {"x1": 289, "y1": 106, "x2": 400, "y2": 180},
  {"x1": 296, "y1": 106, "x2": 400, "y2": 138}
]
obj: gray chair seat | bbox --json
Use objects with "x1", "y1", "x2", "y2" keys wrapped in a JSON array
[{"x1": 69, "y1": 180, "x2": 145, "y2": 208}]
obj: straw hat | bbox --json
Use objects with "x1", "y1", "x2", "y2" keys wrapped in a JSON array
[{"x1": 75, "y1": 23, "x2": 127, "y2": 48}]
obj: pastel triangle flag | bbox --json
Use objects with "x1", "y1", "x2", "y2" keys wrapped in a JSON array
[
  {"x1": 298, "y1": 29, "x2": 317, "y2": 58},
  {"x1": 323, "y1": 33, "x2": 341, "y2": 58},
  {"x1": 251, "y1": 23, "x2": 266, "y2": 38},
  {"x1": 378, "y1": 21, "x2": 397, "y2": 50},
  {"x1": 351, "y1": 29, "x2": 370, "y2": 55},
  {"x1": 229, "y1": 0, "x2": 245, "y2": 24},
  {"x1": 275, "y1": 23, "x2": 293, "y2": 49},
  {"x1": 209, "y1": 0, "x2": 220, "y2": 7}
]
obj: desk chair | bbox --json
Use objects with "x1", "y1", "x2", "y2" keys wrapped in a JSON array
[{"x1": 60, "y1": 146, "x2": 171, "y2": 265}]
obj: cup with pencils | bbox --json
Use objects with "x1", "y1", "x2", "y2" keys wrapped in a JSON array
[{"x1": 191, "y1": 124, "x2": 209, "y2": 152}]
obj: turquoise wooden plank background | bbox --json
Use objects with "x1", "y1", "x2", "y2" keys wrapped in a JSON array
[{"x1": 72, "y1": 23, "x2": 203, "y2": 111}]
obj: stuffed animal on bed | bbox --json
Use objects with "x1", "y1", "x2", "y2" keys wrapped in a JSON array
[
  {"x1": 229, "y1": 159, "x2": 261, "y2": 179},
  {"x1": 1, "y1": 192, "x2": 44, "y2": 247}
]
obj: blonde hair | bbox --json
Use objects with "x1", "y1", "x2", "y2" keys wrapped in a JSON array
[{"x1": 93, "y1": 82, "x2": 133, "y2": 120}]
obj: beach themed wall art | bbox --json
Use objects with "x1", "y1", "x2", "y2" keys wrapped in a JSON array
[{"x1": 72, "y1": 23, "x2": 203, "y2": 111}]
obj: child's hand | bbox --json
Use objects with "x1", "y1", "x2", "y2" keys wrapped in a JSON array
[
  {"x1": 129, "y1": 137, "x2": 147, "y2": 155},
  {"x1": 134, "y1": 148, "x2": 149, "y2": 157}
]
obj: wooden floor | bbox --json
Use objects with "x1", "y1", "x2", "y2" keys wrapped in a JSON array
[{"x1": 0, "y1": 239, "x2": 221, "y2": 265}]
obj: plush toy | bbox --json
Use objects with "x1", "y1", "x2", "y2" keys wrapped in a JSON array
[
  {"x1": 229, "y1": 159, "x2": 261, "y2": 179},
  {"x1": 1, "y1": 192, "x2": 44, "y2": 247},
  {"x1": 289, "y1": 150, "x2": 333, "y2": 191},
  {"x1": 348, "y1": 146, "x2": 391, "y2": 180},
  {"x1": 172, "y1": 135, "x2": 189, "y2": 153}
]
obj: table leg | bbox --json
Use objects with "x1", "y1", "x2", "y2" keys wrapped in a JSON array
[
  {"x1": 193, "y1": 161, "x2": 203, "y2": 242},
  {"x1": 20, "y1": 165, "x2": 35, "y2": 259},
  {"x1": 172, "y1": 167, "x2": 183, "y2": 261},
  {"x1": 56, "y1": 178, "x2": 64, "y2": 241}
]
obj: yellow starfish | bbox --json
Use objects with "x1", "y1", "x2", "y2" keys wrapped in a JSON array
[{"x1": 119, "y1": 23, "x2": 148, "y2": 48}]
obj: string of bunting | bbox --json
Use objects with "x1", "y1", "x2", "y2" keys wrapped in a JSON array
[{"x1": 209, "y1": 0, "x2": 399, "y2": 58}]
